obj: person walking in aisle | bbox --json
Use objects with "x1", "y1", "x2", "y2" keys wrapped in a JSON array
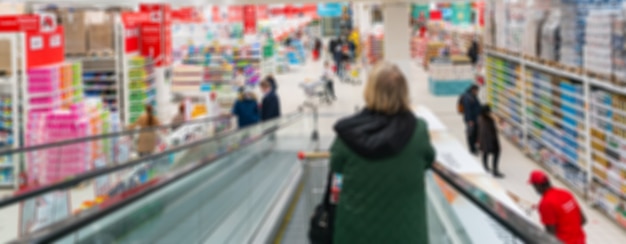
[
  {"x1": 478, "y1": 105, "x2": 504, "y2": 178},
  {"x1": 232, "y1": 87, "x2": 260, "y2": 128},
  {"x1": 322, "y1": 61, "x2": 336, "y2": 100},
  {"x1": 467, "y1": 36, "x2": 480, "y2": 66},
  {"x1": 260, "y1": 80, "x2": 281, "y2": 121},
  {"x1": 313, "y1": 37, "x2": 322, "y2": 61},
  {"x1": 460, "y1": 84, "x2": 482, "y2": 154},
  {"x1": 529, "y1": 170, "x2": 587, "y2": 244},
  {"x1": 330, "y1": 62, "x2": 436, "y2": 244},
  {"x1": 127, "y1": 105, "x2": 161, "y2": 157},
  {"x1": 264, "y1": 74, "x2": 278, "y2": 91},
  {"x1": 170, "y1": 103, "x2": 186, "y2": 130}
]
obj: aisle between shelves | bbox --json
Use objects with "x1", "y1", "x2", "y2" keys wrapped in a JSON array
[{"x1": 485, "y1": 49, "x2": 626, "y2": 229}]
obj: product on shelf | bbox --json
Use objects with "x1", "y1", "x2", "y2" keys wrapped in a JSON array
[
  {"x1": 365, "y1": 33, "x2": 383, "y2": 65},
  {"x1": 590, "y1": 88, "x2": 626, "y2": 228},
  {"x1": 127, "y1": 56, "x2": 156, "y2": 123},
  {"x1": 524, "y1": 68, "x2": 587, "y2": 193},
  {"x1": 0, "y1": 83, "x2": 15, "y2": 187},
  {"x1": 82, "y1": 58, "x2": 118, "y2": 110},
  {"x1": 584, "y1": 10, "x2": 617, "y2": 76},
  {"x1": 485, "y1": 55, "x2": 524, "y2": 148}
]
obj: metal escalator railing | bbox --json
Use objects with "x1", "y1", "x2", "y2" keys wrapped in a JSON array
[
  {"x1": 7, "y1": 112, "x2": 561, "y2": 244},
  {"x1": 0, "y1": 114, "x2": 235, "y2": 206},
  {"x1": 1, "y1": 113, "x2": 305, "y2": 243}
]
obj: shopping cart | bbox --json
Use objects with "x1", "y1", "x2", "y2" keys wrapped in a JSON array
[
  {"x1": 298, "y1": 151, "x2": 331, "y2": 216},
  {"x1": 299, "y1": 78, "x2": 333, "y2": 106}
]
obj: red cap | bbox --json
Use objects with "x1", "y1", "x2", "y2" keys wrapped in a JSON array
[{"x1": 528, "y1": 170, "x2": 549, "y2": 185}]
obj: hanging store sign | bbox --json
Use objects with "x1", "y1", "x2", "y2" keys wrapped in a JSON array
[{"x1": 242, "y1": 5, "x2": 256, "y2": 34}]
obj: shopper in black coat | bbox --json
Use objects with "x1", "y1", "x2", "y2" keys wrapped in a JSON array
[
  {"x1": 478, "y1": 105, "x2": 504, "y2": 178},
  {"x1": 461, "y1": 85, "x2": 482, "y2": 154},
  {"x1": 260, "y1": 80, "x2": 281, "y2": 121}
]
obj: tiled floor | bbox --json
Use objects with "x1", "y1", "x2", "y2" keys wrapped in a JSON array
[{"x1": 274, "y1": 56, "x2": 626, "y2": 243}]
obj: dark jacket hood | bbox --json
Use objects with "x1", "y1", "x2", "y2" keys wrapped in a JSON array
[{"x1": 334, "y1": 109, "x2": 417, "y2": 159}]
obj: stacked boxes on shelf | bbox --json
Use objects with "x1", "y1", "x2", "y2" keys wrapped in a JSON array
[
  {"x1": 60, "y1": 62, "x2": 84, "y2": 107},
  {"x1": 41, "y1": 108, "x2": 89, "y2": 184},
  {"x1": 27, "y1": 67, "x2": 62, "y2": 154},
  {"x1": 127, "y1": 56, "x2": 155, "y2": 123},
  {"x1": 172, "y1": 65, "x2": 203, "y2": 94},
  {"x1": 82, "y1": 58, "x2": 117, "y2": 110},
  {"x1": 613, "y1": 11, "x2": 626, "y2": 81},
  {"x1": 590, "y1": 89, "x2": 626, "y2": 225},
  {"x1": 560, "y1": 0, "x2": 622, "y2": 68},
  {"x1": 559, "y1": 3, "x2": 586, "y2": 67},
  {"x1": 525, "y1": 68, "x2": 587, "y2": 192},
  {"x1": 0, "y1": 84, "x2": 14, "y2": 186},
  {"x1": 485, "y1": 55, "x2": 524, "y2": 147},
  {"x1": 232, "y1": 44, "x2": 262, "y2": 85},
  {"x1": 365, "y1": 34, "x2": 383, "y2": 65},
  {"x1": 584, "y1": 10, "x2": 617, "y2": 76}
]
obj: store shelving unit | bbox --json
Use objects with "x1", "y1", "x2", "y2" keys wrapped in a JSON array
[
  {"x1": 81, "y1": 58, "x2": 119, "y2": 110},
  {"x1": 485, "y1": 47, "x2": 626, "y2": 227},
  {"x1": 0, "y1": 79, "x2": 17, "y2": 187},
  {"x1": 123, "y1": 55, "x2": 156, "y2": 124},
  {"x1": 524, "y1": 67, "x2": 588, "y2": 193},
  {"x1": 485, "y1": 55, "x2": 524, "y2": 148}
]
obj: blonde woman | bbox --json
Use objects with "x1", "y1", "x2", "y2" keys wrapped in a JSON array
[{"x1": 330, "y1": 62, "x2": 436, "y2": 243}]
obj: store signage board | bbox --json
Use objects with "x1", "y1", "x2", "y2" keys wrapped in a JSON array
[
  {"x1": 26, "y1": 26, "x2": 64, "y2": 68},
  {"x1": 139, "y1": 3, "x2": 172, "y2": 67},
  {"x1": 140, "y1": 23, "x2": 162, "y2": 65},
  {"x1": 0, "y1": 14, "x2": 40, "y2": 32},
  {"x1": 317, "y1": 3, "x2": 344, "y2": 17}
]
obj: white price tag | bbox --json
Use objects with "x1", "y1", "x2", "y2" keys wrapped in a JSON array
[
  {"x1": 49, "y1": 35, "x2": 61, "y2": 48},
  {"x1": 30, "y1": 36, "x2": 43, "y2": 50}
]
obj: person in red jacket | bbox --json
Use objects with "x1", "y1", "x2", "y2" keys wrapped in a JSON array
[{"x1": 529, "y1": 170, "x2": 587, "y2": 244}]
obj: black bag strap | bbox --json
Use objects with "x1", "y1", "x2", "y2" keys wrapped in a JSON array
[{"x1": 322, "y1": 170, "x2": 333, "y2": 208}]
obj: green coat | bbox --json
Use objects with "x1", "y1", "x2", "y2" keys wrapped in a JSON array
[{"x1": 331, "y1": 118, "x2": 436, "y2": 244}]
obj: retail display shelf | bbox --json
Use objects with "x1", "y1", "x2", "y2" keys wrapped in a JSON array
[{"x1": 486, "y1": 49, "x2": 591, "y2": 199}]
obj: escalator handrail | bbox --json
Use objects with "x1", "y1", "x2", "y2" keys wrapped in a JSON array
[
  {"x1": 430, "y1": 163, "x2": 561, "y2": 244},
  {"x1": 0, "y1": 114, "x2": 233, "y2": 157},
  {"x1": 0, "y1": 113, "x2": 301, "y2": 209},
  {"x1": 11, "y1": 113, "x2": 304, "y2": 244}
]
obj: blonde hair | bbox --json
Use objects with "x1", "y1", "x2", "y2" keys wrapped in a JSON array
[{"x1": 363, "y1": 62, "x2": 411, "y2": 114}]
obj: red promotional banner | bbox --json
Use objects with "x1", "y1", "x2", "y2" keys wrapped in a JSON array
[
  {"x1": 303, "y1": 4, "x2": 318, "y2": 18},
  {"x1": 139, "y1": 3, "x2": 172, "y2": 67},
  {"x1": 212, "y1": 6, "x2": 221, "y2": 22},
  {"x1": 140, "y1": 23, "x2": 162, "y2": 64},
  {"x1": 228, "y1": 6, "x2": 243, "y2": 22},
  {"x1": 121, "y1": 12, "x2": 150, "y2": 26},
  {"x1": 0, "y1": 14, "x2": 40, "y2": 32},
  {"x1": 242, "y1": 5, "x2": 256, "y2": 34},
  {"x1": 124, "y1": 26, "x2": 139, "y2": 53},
  {"x1": 26, "y1": 26, "x2": 64, "y2": 68},
  {"x1": 172, "y1": 7, "x2": 202, "y2": 23},
  {"x1": 257, "y1": 5, "x2": 269, "y2": 20}
]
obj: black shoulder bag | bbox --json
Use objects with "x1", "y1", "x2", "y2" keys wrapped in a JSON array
[{"x1": 308, "y1": 171, "x2": 336, "y2": 244}]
